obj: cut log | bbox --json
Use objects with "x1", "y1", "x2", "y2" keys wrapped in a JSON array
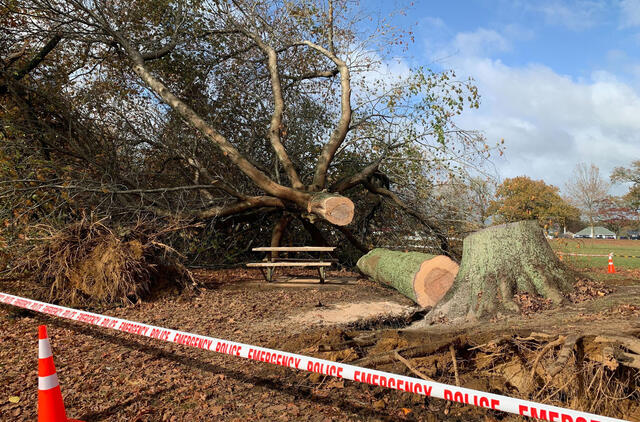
[
  {"x1": 429, "y1": 220, "x2": 578, "y2": 323},
  {"x1": 356, "y1": 248, "x2": 459, "y2": 307},
  {"x1": 307, "y1": 192, "x2": 354, "y2": 226}
]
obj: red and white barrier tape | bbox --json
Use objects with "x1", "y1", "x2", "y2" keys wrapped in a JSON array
[
  {"x1": 555, "y1": 252, "x2": 610, "y2": 257},
  {"x1": 0, "y1": 292, "x2": 627, "y2": 422}
]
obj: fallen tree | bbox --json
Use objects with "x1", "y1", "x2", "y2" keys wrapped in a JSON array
[
  {"x1": 429, "y1": 220, "x2": 578, "y2": 322},
  {"x1": 357, "y1": 249, "x2": 459, "y2": 307},
  {"x1": 1, "y1": 0, "x2": 493, "y2": 264}
]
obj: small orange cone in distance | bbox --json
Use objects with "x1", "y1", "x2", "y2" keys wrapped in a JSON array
[
  {"x1": 38, "y1": 325, "x2": 84, "y2": 422},
  {"x1": 607, "y1": 253, "x2": 616, "y2": 274}
]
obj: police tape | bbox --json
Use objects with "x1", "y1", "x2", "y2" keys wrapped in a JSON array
[
  {"x1": 556, "y1": 252, "x2": 640, "y2": 258},
  {"x1": 555, "y1": 252, "x2": 610, "y2": 257},
  {"x1": 0, "y1": 292, "x2": 628, "y2": 422}
]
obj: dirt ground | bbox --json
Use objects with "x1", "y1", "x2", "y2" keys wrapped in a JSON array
[{"x1": 1, "y1": 267, "x2": 639, "y2": 421}]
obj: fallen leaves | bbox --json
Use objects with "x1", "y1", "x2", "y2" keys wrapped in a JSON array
[
  {"x1": 568, "y1": 279, "x2": 614, "y2": 303},
  {"x1": 513, "y1": 292, "x2": 553, "y2": 315}
]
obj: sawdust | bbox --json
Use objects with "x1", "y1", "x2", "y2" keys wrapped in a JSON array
[{"x1": 292, "y1": 301, "x2": 417, "y2": 326}]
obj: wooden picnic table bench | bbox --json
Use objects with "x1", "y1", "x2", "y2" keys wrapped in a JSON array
[{"x1": 247, "y1": 246, "x2": 335, "y2": 283}]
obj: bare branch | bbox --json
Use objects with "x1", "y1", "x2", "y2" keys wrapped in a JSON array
[
  {"x1": 327, "y1": 0, "x2": 335, "y2": 54},
  {"x1": 141, "y1": 39, "x2": 178, "y2": 61},
  {"x1": 194, "y1": 196, "x2": 285, "y2": 218},
  {"x1": 300, "y1": 40, "x2": 352, "y2": 191},
  {"x1": 330, "y1": 158, "x2": 383, "y2": 192},
  {"x1": 236, "y1": 25, "x2": 304, "y2": 189},
  {"x1": 363, "y1": 181, "x2": 451, "y2": 256}
]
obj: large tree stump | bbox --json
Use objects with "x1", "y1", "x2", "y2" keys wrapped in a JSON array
[
  {"x1": 307, "y1": 192, "x2": 354, "y2": 226},
  {"x1": 357, "y1": 249, "x2": 459, "y2": 307},
  {"x1": 429, "y1": 220, "x2": 577, "y2": 322}
]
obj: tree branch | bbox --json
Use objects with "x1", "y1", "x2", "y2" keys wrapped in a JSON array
[
  {"x1": 363, "y1": 181, "x2": 451, "y2": 256},
  {"x1": 13, "y1": 34, "x2": 62, "y2": 81},
  {"x1": 109, "y1": 29, "x2": 309, "y2": 205},
  {"x1": 330, "y1": 158, "x2": 383, "y2": 192},
  {"x1": 195, "y1": 196, "x2": 285, "y2": 218},
  {"x1": 237, "y1": 26, "x2": 304, "y2": 189},
  {"x1": 300, "y1": 40, "x2": 352, "y2": 191},
  {"x1": 141, "y1": 39, "x2": 178, "y2": 61}
]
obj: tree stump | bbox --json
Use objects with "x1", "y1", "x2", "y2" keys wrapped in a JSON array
[
  {"x1": 429, "y1": 220, "x2": 577, "y2": 322},
  {"x1": 357, "y1": 248, "x2": 459, "y2": 307}
]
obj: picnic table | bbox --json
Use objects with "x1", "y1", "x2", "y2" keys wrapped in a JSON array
[{"x1": 246, "y1": 246, "x2": 336, "y2": 283}]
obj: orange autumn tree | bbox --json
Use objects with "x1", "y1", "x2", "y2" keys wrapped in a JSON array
[{"x1": 488, "y1": 176, "x2": 579, "y2": 228}]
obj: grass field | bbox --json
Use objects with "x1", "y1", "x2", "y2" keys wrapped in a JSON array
[{"x1": 550, "y1": 238, "x2": 640, "y2": 270}]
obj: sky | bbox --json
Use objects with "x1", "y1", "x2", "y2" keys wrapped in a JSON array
[{"x1": 365, "y1": 0, "x2": 640, "y2": 195}]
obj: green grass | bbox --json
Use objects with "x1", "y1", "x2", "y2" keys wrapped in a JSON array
[{"x1": 550, "y1": 238, "x2": 640, "y2": 270}]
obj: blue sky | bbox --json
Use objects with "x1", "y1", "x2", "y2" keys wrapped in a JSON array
[{"x1": 363, "y1": 0, "x2": 640, "y2": 194}]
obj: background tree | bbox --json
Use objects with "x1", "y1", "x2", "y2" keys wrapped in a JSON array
[
  {"x1": 565, "y1": 163, "x2": 609, "y2": 238},
  {"x1": 596, "y1": 196, "x2": 639, "y2": 235},
  {"x1": 611, "y1": 160, "x2": 640, "y2": 213},
  {"x1": 488, "y1": 176, "x2": 580, "y2": 230}
]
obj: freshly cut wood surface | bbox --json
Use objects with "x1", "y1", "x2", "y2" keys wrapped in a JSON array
[
  {"x1": 356, "y1": 248, "x2": 458, "y2": 307},
  {"x1": 246, "y1": 262, "x2": 333, "y2": 267},
  {"x1": 252, "y1": 246, "x2": 335, "y2": 252},
  {"x1": 307, "y1": 193, "x2": 354, "y2": 226},
  {"x1": 414, "y1": 255, "x2": 459, "y2": 307}
]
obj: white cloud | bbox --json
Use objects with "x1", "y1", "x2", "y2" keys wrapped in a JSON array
[
  {"x1": 620, "y1": 0, "x2": 640, "y2": 27},
  {"x1": 421, "y1": 16, "x2": 447, "y2": 30},
  {"x1": 432, "y1": 38, "x2": 640, "y2": 194},
  {"x1": 532, "y1": 0, "x2": 608, "y2": 30},
  {"x1": 450, "y1": 28, "x2": 511, "y2": 58}
]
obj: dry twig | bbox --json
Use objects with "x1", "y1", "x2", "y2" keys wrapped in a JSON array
[
  {"x1": 393, "y1": 351, "x2": 434, "y2": 381},
  {"x1": 449, "y1": 344, "x2": 460, "y2": 386}
]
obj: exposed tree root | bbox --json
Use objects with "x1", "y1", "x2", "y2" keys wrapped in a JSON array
[
  {"x1": 285, "y1": 325, "x2": 640, "y2": 420},
  {"x1": 594, "y1": 335, "x2": 640, "y2": 355},
  {"x1": 529, "y1": 335, "x2": 565, "y2": 379},
  {"x1": 547, "y1": 334, "x2": 581, "y2": 377},
  {"x1": 393, "y1": 351, "x2": 434, "y2": 381}
]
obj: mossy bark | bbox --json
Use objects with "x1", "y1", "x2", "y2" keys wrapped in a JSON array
[
  {"x1": 357, "y1": 249, "x2": 437, "y2": 303},
  {"x1": 357, "y1": 249, "x2": 458, "y2": 307},
  {"x1": 429, "y1": 220, "x2": 577, "y2": 322}
]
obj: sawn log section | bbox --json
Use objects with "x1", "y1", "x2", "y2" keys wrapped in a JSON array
[
  {"x1": 247, "y1": 246, "x2": 335, "y2": 282},
  {"x1": 357, "y1": 249, "x2": 459, "y2": 307}
]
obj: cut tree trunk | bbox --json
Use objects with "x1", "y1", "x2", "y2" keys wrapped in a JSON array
[
  {"x1": 307, "y1": 192, "x2": 354, "y2": 226},
  {"x1": 270, "y1": 215, "x2": 293, "y2": 259},
  {"x1": 429, "y1": 220, "x2": 577, "y2": 323},
  {"x1": 357, "y1": 248, "x2": 459, "y2": 307}
]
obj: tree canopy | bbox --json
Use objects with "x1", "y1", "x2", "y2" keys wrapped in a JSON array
[
  {"x1": 612, "y1": 160, "x2": 640, "y2": 212},
  {"x1": 488, "y1": 176, "x2": 579, "y2": 226},
  {"x1": 0, "y1": 0, "x2": 497, "y2": 263}
]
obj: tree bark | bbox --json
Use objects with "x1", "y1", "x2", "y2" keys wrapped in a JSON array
[
  {"x1": 357, "y1": 248, "x2": 459, "y2": 307},
  {"x1": 429, "y1": 220, "x2": 577, "y2": 322},
  {"x1": 271, "y1": 215, "x2": 293, "y2": 259}
]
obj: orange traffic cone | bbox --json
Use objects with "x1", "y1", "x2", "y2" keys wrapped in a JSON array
[
  {"x1": 607, "y1": 253, "x2": 616, "y2": 274},
  {"x1": 38, "y1": 325, "x2": 84, "y2": 422}
]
